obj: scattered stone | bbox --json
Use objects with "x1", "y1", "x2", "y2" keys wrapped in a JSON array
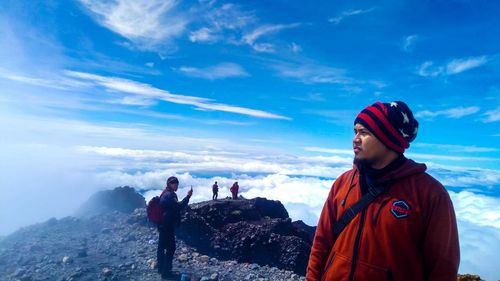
[
  {"x1": 101, "y1": 267, "x2": 112, "y2": 277},
  {"x1": 62, "y1": 256, "x2": 72, "y2": 264},
  {"x1": 178, "y1": 254, "x2": 189, "y2": 262},
  {"x1": 147, "y1": 258, "x2": 157, "y2": 269},
  {"x1": 198, "y1": 255, "x2": 210, "y2": 263}
]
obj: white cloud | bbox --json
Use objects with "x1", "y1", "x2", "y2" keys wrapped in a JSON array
[
  {"x1": 417, "y1": 56, "x2": 488, "y2": 77},
  {"x1": 303, "y1": 109, "x2": 358, "y2": 125},
  {"x1": 189, "y1": 27, "x2": 218, "y2": 43},
  {"x1": 78, "y1": 145, "x2": 352, "y2": 178},
  {"x1": 79, "y1": 0, "x2": 187, "y2": 51},
  {"x1": 483, "y1": 107, "x2": 500, "y2": 122},
  {"x1": 65, "y1": 71, "x2": 289, "y2": 120},
  {"x1": 449, "y1": 191, "x2": 500, "y2": 281},
  {"x1": 189, "y1": 3, "x2": 256, "y2": 45},
  {"x1": 304, "y1": 146, "x2": 353, "y2": 155},
  {"x1": 178, "y1": 62, "x2": 249, "y2": 80},
  {"x1": 425, "y1": 163, "x2": 500, "y2": 188},
  {"x1": 417, "y1": 61, "x2": 444, "y2": 77},
  {"x1": 447, "y1": 56, "x2": 488, "y2": 74},
  {"x1": 0, "y1": 69, "x2": 91, "y2": 90},
  {"x1": 291, "y1": 42, "x2": 302, "y2": 53},
  {"x1": 451, "y1": 191, "x2": 500, "y2": 229},
  {"x1": 415, "y1": 106, "x2": 480, "y2": 119},
  {"x1": 273, "y1": 62, "x2": 350, "y2": 84},
  {"x1": 414, "y1": 143, "x2": 498, "y2": 153},
  {"x1": 190, "y1": 3, "x2": 300, "y2": 53},
  {"x1": 402, "y1": 35, "x2": 418, "y2": 52},
  {"x1": 328, "y1": 8, "x2": 374, "y2": 25},
  {"x1": 242, "y1": 23, "x2": 301, "y2": 52}
]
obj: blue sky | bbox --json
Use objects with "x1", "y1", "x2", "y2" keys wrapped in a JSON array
[{"x1": 0, "y1": 0, "x2": 499, "y2": 279}]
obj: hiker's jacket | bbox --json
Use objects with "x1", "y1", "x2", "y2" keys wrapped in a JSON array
[
  {"x1": 306, "y1": 159, "x2": 459, "y2": 281},
  {"x1": 160, "y1": 189, "x2": 190, "y2": 227}
]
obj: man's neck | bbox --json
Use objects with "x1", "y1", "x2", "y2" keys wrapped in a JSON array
[{"x1": 371, "y1": 151, "x2": 398, "y2": 169}]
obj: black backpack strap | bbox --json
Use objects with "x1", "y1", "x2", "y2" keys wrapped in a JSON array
[{"x1": 332, "y1": 185, "x2": 387, "y2": 237}]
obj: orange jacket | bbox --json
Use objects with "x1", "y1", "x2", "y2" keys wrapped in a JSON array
[{"x1": 307, "y1": 159, "x2": 459, "y2": 281}]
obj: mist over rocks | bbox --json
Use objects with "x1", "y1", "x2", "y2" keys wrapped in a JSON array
[{"x1": 75, "y1": 186, "x2": 146, "y2": 218}]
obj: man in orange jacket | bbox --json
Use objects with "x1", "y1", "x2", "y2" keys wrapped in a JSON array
[{"x1": 307, "y1": 101, "x2": 459, "y2": 281}]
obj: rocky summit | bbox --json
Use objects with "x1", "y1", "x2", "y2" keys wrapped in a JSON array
[{"x1": 177, "y1": 198, "x2": 313, "y2": 275}]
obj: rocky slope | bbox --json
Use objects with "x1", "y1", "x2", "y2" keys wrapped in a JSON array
[{"x1": 0, "y1": 208, "x2": 306, "y2": 281}]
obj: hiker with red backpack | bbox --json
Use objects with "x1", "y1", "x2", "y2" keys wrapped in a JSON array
[
  {"x1": 155, "y1": 176, "x2": 192, "y2": 279},
  {"x1": 230, "y1": 181, "x2": 239, "y2": 199}
]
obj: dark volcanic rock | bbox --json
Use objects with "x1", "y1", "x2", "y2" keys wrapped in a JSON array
[
  {"x1": 457, "y1": 274, "x2": 485, "y2": 281},
  {"x1": 75, "y1": 186, "x2": 146, "y2": 218},
  {"x1": 292, "y1": 220, "x2": 317, "y2": 242},
  {"x1": 177, "y1": 198, "x2": 311, "y2": 275}
]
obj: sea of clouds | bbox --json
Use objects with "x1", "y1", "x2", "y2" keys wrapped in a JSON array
[{"x1": 1, "y1": 114, "x2": 499, "y2": 280}]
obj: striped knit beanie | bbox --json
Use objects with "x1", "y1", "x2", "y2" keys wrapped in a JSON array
[{"x1": 354, "y1": 101, "x2": 419, "y2": 153}]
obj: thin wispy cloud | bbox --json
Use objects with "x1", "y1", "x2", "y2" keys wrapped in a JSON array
[
  {"x1": 79, "y1": 0, "x2": 187, "y2": 51},
  {"x1": 290, "y1": 42, "x2": 302, "y2": 53},
  {"x1": 415, "y1": 106, "x2": 480, "y2": 119},
  {"x1": 178, "y1": 62, "x2": 249, "y2": 80},
  {"x1": 241, "y1": 23, "x2": 301, "y2": 52},
  {"x1": 0, "y1": 69, "x2": 91, "y2": 90},
  {"x1": 189, "y1": 27, "x2": 218, "y2": 43},
  {"x1": 417, "y1": 56, "x2": 488, "y2": 77},
  {"x1": 189, "y1": 3, "x2": 256, "y2": 44},
  {"x1": 304, "y1": 109, "x2": 358, "y2": 125},
  {"x1": 65, "y1": 71, "x2": 289, "y2": 120},
  {"x1": 304, "y1": 147, "x2": 353, "y2": 155},
  {"x1": 414, "y1": 143, "x2": 499, "y2": 153},
  {"x1": 482, "y1": 107, "x2": 500, "y2": 123},
  {"x1": 307, "y1": 145, "x2": 499, "y2": 163},
  {"x1": 291, "y1": 92, "x2": 326, "y2": 102},
  {"x1": 447, "y1": 56, "x2": 489, "y2": 74},
  {"x1": 328, "y1": 8, "x2": 374, "y2": 25},
  {"x1": 402, "y1": 35, "x2": 418, "y2": 52},
  {"x1": 407, "y1": 152, "x2": 499, "y2": 163},
  {"x1": 188, "y1": 3, "x2": 300, "y2": 53},
  {"x1": 273, "y1": 62, "x2": 350, "y2": 84}
]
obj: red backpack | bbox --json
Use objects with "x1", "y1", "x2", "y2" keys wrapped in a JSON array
[{"x1": 147, "y1": 190, "x2": 167, "y2": 224}]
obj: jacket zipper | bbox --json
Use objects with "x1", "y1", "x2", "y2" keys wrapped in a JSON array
[{"x1": 348, "y1": 209, "x2": 366, "y2": 281}]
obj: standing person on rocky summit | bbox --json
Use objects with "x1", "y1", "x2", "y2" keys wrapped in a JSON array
[
  {"x1": 157, "y1": 176, "x2": 193, "y2": 279},
  {"x1": 307, "y1": 101, "x2": 459, "y2": 281},
  {"x1": 230, "y1": 181, "x2": 239, "y2": 199},
  {"x1": 212, "y1": 181, "x2": 219, "y2": 200}
]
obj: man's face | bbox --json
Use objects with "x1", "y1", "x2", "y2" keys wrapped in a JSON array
[
  {"x1": 169, "y1": 182, "x2": 179, "y2": 192},
  {"x1": 353, "y1": 123, "x2": 393, "y2": 167}
]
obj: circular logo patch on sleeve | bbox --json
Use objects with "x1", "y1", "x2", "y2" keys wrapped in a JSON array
[{"x1": 390, "y1": 200, "x2": 411, "y2": 219}]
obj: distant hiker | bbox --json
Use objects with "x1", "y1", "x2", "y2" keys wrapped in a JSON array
[
  {"x1": 230, "y1": 181, "x2": 239, "y2": 199},
  {"x1": 307, "y1": 101, "x2": 459, "y2": 281},
  {"x1": 157, "y1": 176, "x2": 193, "y2": 279},
  {"x1": 212, "y1": 181, "x2": 219, "y2": 200}
]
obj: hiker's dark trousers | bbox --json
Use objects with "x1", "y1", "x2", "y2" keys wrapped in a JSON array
[
  {"x1": 157, "y1": 224, "x2": 175, "y2": 274},
  {"x1": 212, "y1": 191, "x2": 218, "y2": 200}
]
